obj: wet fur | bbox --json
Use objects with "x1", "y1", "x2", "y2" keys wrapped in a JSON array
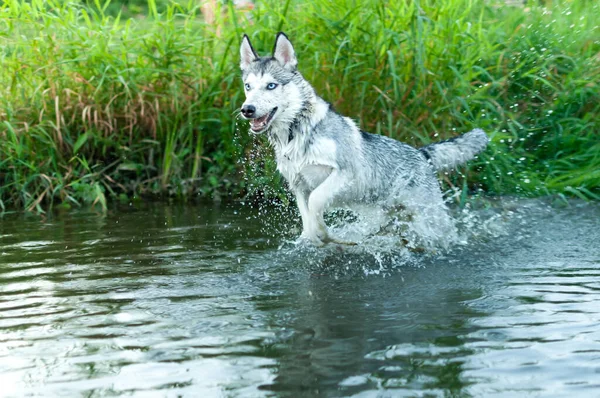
[{"x1": 240, "y1": 32, "x2": 489, "y2": 247}]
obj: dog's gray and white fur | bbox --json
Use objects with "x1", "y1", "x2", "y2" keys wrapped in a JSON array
[{"x1": 240, "y1": 32, "x2": 489, "y2": 247}]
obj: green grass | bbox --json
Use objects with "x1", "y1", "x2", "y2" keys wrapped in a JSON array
[{"x1": 1, "y1": 0, "x2": 599, "y2": 212}]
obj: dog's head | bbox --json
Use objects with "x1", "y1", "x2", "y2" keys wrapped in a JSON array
[{"x1": 239, "y1": 32, "x2": 299, "y2": 134}]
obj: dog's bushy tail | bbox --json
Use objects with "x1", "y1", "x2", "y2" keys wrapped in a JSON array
[{"x1": 419, "y1": 128, "x2": 489, "y2": 171}]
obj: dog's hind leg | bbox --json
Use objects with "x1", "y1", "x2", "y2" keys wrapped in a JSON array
[{"x1": 399, "y1": 186, "x2": 457, "y2": 251}]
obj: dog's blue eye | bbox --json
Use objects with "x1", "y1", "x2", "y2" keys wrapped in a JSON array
[
  {"x1": 266, "y1": 83, "x2": 278, "y2": 90},
  {"x1": 244, "y1": 83, "x2": 251, "y2": 91}
]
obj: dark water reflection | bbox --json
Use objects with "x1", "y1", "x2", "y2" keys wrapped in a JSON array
[{"x1": 0, "y1": 200, "x2": 599, "y2": 397}]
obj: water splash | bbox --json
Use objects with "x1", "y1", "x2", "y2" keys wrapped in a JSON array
[{"x1": 249, "y1": 194, "x2": 521, "y2": 276}]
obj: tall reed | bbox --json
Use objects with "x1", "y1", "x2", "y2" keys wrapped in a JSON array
[{"x1": 1, "y1": 0, "x2": 599, "y2": 211}]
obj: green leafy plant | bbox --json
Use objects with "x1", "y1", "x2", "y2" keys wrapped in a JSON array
[{"x1": 1, "y1": 0, "x2": 598, "y2": 211}]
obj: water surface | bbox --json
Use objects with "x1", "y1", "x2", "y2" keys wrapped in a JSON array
[{"x1": 1, "y1": 199, "x2": 599, "y2": 397}]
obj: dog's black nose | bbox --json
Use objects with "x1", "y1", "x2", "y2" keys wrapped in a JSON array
[{"x1": 241, "y1": 105, "x2": 256, "y2": 118}]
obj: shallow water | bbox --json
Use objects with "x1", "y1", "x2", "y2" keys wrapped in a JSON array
[{"x1": 1, "y1": 199, "x2": 599, "y2": 397}]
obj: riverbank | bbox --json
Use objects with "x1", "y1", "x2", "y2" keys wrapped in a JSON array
[{"x1": 1, "y1": 0, "x2": 599, "y2": 211}]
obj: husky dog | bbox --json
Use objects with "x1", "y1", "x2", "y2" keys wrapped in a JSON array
[{"x1": 239, "y1": 32, "x2": 489, "y2": 248}]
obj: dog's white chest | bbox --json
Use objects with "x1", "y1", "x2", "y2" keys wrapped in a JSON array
[
  {"x1": 274, "y1": 136, "x2": 337, "y2": 189},
  {"x1": 277, "y1": 157, "x2": 332, "y2": 189}
]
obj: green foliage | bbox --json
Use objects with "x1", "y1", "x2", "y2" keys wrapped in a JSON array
[
  {"x1": 1, "y1": 0, "x2": 599, "y2": 211},
  {"x1": 81, "y1": 0, "x2": 177, "y2": 18}
]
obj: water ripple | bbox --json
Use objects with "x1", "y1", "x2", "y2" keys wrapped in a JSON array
[{"x1": 0, "y1": 200, "x2": 598, "y2": 396}]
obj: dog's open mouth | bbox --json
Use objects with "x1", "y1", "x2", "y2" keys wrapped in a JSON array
[{"x1": 249, "y1": 107, "x2": 278, "y2": 133}]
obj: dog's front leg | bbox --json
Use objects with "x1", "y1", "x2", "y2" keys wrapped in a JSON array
[
  {"x1": 294, "y1": 189, "x2": 329, "y2": 246},
  {"x1": 293, "y1": 187, "x2": 311, "y2": 238},
  {"x1": 305, "y1": 169, "x2": 355, "y2": 246}
]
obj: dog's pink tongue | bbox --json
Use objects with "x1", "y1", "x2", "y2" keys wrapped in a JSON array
[{"x1": 250, "y1": 114, "x2": 268, "y2": 130}]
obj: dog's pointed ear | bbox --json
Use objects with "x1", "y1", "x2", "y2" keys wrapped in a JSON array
[
  {"x1": 240, "y1": 34, "x2": 258, "y2": 70},
  {"x1": 272, "y1": 32, "x2": 297, "y2": 70}
]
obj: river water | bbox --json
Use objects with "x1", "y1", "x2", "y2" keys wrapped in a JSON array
[{"x1": 0, "y1": 198, "x2": 599, "y2": 397}]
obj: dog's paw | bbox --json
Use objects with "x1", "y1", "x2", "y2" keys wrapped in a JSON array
[
  {"x1": 300, "y1": 225, "x2": 358, "y2": 247},
  {"x1": 301, "y1": 233, "x2": 357, "y2": 247},
  {"x1": 300, "y1": 228, "x2": 330, "y2": 247},
  {"x1": 328, "y1": 237, "x2": 357, "y2": 246},
  {"x1": 298, "y1": 233, "x2": 323, "y2": 247}
]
